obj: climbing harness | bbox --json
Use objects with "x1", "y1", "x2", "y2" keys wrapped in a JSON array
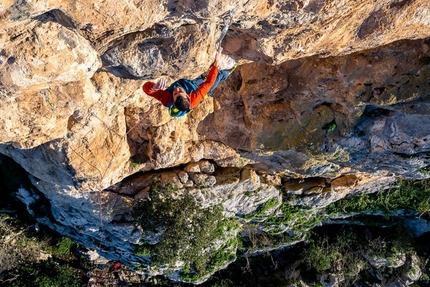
[{"x1": 216, "y1": 9, "x2": 235, "y2": 50}]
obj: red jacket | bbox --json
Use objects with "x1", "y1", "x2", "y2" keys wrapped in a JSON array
[{"x1": 142, "y1": 65, "x2": 219, "y2": 108}]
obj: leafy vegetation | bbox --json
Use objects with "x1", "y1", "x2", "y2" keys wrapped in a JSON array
[
  {"x1": 239, "y1": 226, "x2": 302, "y2": 256},
  {"x1": 264, "y1": 202, "x2": 323, "y2": 235},
  {"x1": 199, "y1": 222, "x2": 430, "y2": 287},
  {"x1": 49, "y1": 236, "x2": 75, "y2": 257},
  {"x1": 133, "y1": 182, "x2": 240, "y2": 281},
  {"x1": 325, "y1": 179, "x2": 430, "y2": 215},
  {"x1": 9, "y1": 260, "x2": 80, "y2": 287},
  {"x1": 243, "y1": 197, "x2": 279, "y2": 220},
  {"x1": 0, "y1": 214, "x2": 83, "y2": 287},
  {"x1": 323, "y1": 120, "x2": 337, "y2": 132},
  {"x1": 3, "y1": 150, "x2": 430, "y2": 286},
  {"x1": 236, "y1": 178, "x2": 430, "y2": 275},
  {"x1": 417, "y1": 165, "x2": 430, "y2": 175},
  {"x1": 302, "y1": 227, "x2": 367, "y2": 282},
  {"x1": 300, "y1": 224, "x2": 419, "y2": 286}
]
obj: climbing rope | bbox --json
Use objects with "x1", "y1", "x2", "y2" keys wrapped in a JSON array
[
  {"x1": 90, "y1": 107, "x2": 154, "y2": 250},
  {"x1": 68, "y1": 106, "x2": 155, "y2": 254}
]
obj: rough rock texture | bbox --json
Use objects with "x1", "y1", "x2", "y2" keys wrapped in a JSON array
[{"x1": 1, "y1": 0, "x2": 430, "y2": 283}]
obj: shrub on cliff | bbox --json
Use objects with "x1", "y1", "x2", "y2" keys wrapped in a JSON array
[
  {"x1": 133, "y1": 182, "x2": 239, "y2": 280},
  {"x1": 0, "y1": 214, "x2": 82, "y2": 287}
]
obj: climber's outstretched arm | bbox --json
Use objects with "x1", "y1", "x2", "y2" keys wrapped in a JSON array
[
  {"x1": 187, "y1": 48, "x2": 222, "y2": 107},
  {"x1": 142, "y1": 79, "x2": 172, "y2": 107},
  {"x1": 189, "y1": 65, "x2": 219, "y2": 108},
  {"x1": 213, "y1": 47, "x2": 223, "y2": 67}
]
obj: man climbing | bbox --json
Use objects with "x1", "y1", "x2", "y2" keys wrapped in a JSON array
[{"x1": 142, "y1": 47, "x2": 236, "y2": 117}]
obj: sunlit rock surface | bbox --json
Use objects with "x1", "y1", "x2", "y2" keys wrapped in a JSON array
[{"x1": 1, "y1": 0, "x2": 430, "y2": 283}]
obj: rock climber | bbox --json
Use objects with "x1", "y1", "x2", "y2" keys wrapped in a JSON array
[{"x1": 142, "y1": 47, "x2": 236, "y2": 117}]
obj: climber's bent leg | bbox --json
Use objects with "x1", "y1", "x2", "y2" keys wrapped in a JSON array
[{"x1": 207, "y1": 70, "x2": 230, "y2": 96}]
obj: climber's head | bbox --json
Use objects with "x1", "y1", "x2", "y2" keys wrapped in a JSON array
[{"x1": 173, "y1": 86, "x2": 190, "y2": 111}]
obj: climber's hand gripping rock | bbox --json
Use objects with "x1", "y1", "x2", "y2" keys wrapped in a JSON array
[{"x1": 154, "y1": 77, "x2": 168, "y2": 91}]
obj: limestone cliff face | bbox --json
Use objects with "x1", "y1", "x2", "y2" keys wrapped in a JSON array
[{"x1": 1, "y1": 0, "x2": 430, "y2": 283}]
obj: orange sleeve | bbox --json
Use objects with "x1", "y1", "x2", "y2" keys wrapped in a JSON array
[
  {"x1": 189, "y1": 65, "x2": 218, "y2": 108},
  {"x1": 142, "y1": 82, "x2": 172, "y2": 107}
]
